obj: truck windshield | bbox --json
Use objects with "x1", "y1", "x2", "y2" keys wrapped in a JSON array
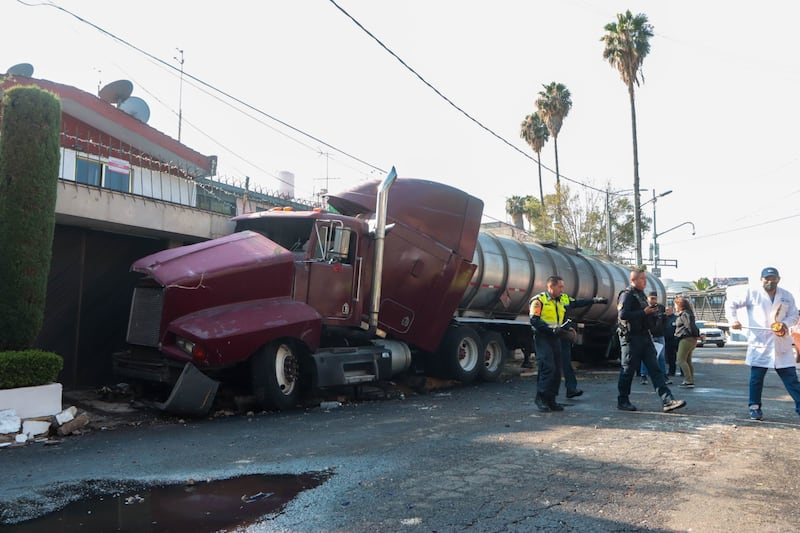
[{"x1": 235, "y1": 217, "x2": 314, "y2": 252}]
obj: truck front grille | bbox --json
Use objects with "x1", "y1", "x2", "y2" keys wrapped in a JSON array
[{"x1": 126, "y1": 286, "x2": 164, "y2": 347}]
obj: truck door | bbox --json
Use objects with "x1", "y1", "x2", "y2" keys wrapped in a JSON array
[{"x1": 306, "y1": 220, "x2": 361, "y2": 323}]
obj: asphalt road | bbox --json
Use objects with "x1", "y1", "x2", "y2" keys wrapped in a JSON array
[{"x1": 2, "y1": 345, "x2": 800, "y2": 532}]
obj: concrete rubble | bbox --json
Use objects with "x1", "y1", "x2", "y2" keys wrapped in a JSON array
[{"x1": 0, "y1": 405, "x2": 89, "y2": 448}]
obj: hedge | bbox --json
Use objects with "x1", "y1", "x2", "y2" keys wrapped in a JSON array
[{"x1": 0, "y1": 350, "x2": 63, "y2": 389}]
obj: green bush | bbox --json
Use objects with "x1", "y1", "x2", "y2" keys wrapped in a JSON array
[
  {"x1": 0, "y1": 85, "x2": 62, "y2": 351},
  {"x1": 0, "y1": 350, "x2": 63, "y2": 389}
]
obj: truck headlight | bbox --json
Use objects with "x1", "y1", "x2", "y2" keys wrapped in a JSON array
[{"x1": 176, "y1": 337, "x2": 207, "y2": 360}]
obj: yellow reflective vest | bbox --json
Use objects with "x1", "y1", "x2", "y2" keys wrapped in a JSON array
[{"x1": 530, "y1": 292, "x2": 570, "y2": 326}]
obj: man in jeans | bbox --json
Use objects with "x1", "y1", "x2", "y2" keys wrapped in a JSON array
[
  {"x1": 726, "y1": 266, "x2": 800, "y2": 421},
  {"x1": 616, "y1": 268, "x2": 686, "y2": 413}
]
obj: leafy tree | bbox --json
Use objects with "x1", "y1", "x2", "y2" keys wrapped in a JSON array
[
  {"x1": 517, "y1": 184, "x2": 650, "y2": 257},
  {"x1": 535, "y1": 82, "x2": 572, "y2": 191},
  {"x1": 601, "y1": 10, "x2": 654, "y2": 267},
  {"x1": 0, "y1": 86, "x2": 62, "y2": 351},
  {"x1": 505, "y1": 195, "x2": 527, "y2": 229},
  {"x1": 519, "y1": 113, "x2": 549, "y2": 205}
]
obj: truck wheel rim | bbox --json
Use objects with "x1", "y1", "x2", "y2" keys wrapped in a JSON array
[
  {"x1": 458, "y1": 337, "x2": 480, "y2": 371},
  {"x1": 275, "y1": 344, "x2": 297, "y2": 395},
  {"x1": 483, "y1": 340, "x2": 502, "y2": 372}
]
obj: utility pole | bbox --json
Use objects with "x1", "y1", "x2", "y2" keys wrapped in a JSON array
[
  {"x1": 174, "y1": 48, "x2": 185, "y2": 142},
  {"x1": 605, "y1": 188, "x2": 612, "y2": 257}
]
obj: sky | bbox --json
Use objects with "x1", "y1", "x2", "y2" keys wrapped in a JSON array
[{"x1": 3, "y1": 0, "x2": 800, "y2": 293}]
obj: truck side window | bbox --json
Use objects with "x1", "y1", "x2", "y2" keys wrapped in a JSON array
[{"x1": 311, "y1": 222, "x2": 353, "y2": 264}]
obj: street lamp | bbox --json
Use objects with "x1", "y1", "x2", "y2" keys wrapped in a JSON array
[
  {"x1": 652, "y1": 220, "x2": 696, "y2": 276},
  {"x1": 641, "y1": 189, "x2": 672, "y2": 272}
]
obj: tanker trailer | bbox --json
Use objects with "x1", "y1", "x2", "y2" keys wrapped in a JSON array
[
  {"x1": 327, "y1": 179, "x2": 664, "y2": 383},
  {"x1": 454, "y1": 232, "x2": 665, "y2": 374}
]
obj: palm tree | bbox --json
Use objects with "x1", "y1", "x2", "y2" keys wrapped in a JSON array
[
  {"x1": 505, "y1": 195, "x2": 527, "y2": 229},
  {"x1": 519, "y1": 113, "x2": 549, "y2": 205},
  {"x1": 534, "y1": 82, "x2": 572, "y2": 190},
  {"x1": 686, "y1": 278, "x2": 714, "y2": 291},
  {"x1": 601, "y1": 10, "x2": 654, "y2": 267}
]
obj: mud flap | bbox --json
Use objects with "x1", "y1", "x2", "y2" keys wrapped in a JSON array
[{"x1": 156, "y1": 363, "x2": 219, "y2": 416}]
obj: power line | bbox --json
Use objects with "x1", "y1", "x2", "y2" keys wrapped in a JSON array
[
  {"x1": 327, "y1": 0, "x2": 606, "y2": 194},
  {"x1": 23, "y1": 0, "x2": 387, "y2": 179}
]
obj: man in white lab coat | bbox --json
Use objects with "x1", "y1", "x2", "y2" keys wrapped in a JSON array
[{"x1": 726, "y1": 267, "x2": 800, "y2": 420}]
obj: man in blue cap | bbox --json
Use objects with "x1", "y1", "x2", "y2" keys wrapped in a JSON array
[{"x1": 726, "y1": 267, "x2": 800, "y2": 420}]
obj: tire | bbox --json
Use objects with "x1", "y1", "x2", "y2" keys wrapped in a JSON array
[
  {"x1": 436, "y1": 326, "x2": 482, "y2": 383},
  {"x1": 251, "y1": 340, "x2": 302, "y2": 410},
  {"x1": 478, "y1": 331, "x2": 507, "y2": 382}
]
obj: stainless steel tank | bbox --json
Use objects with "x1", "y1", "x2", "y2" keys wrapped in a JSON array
[{"x1": 458, "y1": 232, "x2": 665, "y2": 325}]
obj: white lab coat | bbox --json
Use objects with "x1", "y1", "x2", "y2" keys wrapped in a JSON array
[{"x1": 725, "y1": 284, "x2": 799, "y2": 368}]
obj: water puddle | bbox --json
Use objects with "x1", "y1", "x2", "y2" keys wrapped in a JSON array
[{"x1": 3, "y1": 471, "x2": 331, "y2": 532}]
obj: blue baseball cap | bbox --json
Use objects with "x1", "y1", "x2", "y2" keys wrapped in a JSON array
[{"x1": 761, "y1": 267, "x2": 780, "y2": 278}]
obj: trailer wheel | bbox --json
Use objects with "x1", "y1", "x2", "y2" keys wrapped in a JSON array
[
  {"x1": 251, "y1": 341, "x2": 301, "y2": 410},
  {"x1": 437, "y1": 326, "x2": 481, "y2": 383},
  {"x1": 478, "y1": 331, "x2": 507, "y2": 382}
]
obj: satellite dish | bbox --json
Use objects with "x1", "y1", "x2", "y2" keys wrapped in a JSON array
[
  {"x1": 6, "y1": 63, "x2": 34, "y2": 77},
  {"x1": 98, "y1": 79, "x2": 133, "y2": 104},
  {"x1": 118, "y1": 96, "x2": 150, "y2": 123}
]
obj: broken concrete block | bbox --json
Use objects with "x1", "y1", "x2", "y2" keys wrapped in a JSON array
[
  {"x1": 0, "y1": 409, "x2": 21, "y2": 434},
  {"x1": 56, "y1": 406, "x2": 77, "y2": 425},
  {"x1": 22, "y1": 419, "x2": 51, "y2": 438},
  {"x1": 0, "y1": 383, "x2": 62, "y2": 418},
  {"x1": 56, "y1": 413, "x2": 89, "y2": 436}
]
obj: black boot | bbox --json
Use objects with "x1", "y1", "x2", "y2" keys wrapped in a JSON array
[{"x1": 535, "y1": 394, "x2": 552, "y2": 412}]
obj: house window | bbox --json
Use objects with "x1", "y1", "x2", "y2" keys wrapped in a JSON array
[
  {"x1": 75, "y1": 157, "x2": 131, "y2": 192},
  {"x1": 104, "y1": 168, "x2": 130, "y2": 192},
  {"x1": 75, "y1": 158, "x2": 101, "y2": 186}
]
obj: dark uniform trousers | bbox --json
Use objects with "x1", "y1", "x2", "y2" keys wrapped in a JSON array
[
  {"x1": 617, "y1": 333, "x2": 672, "y2": 405},
  {"x1": 535, "y1": 333, "x2": 562, "y2": 402}
]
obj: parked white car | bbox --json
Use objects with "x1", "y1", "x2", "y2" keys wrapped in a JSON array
[{"x1": 696, "y1": 321, "x2": 725, "y2": 347}]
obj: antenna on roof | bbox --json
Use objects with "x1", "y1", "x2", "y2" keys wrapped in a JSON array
[
  {"x1": 99, "y1": 79, "x2": 134, "y2": 105},
  {"x1": 6, "y1": 63, "x2": 34, "y2": 77},
  {"x1": 118, "y1": 96, "x2": 151, "y2": 123}
]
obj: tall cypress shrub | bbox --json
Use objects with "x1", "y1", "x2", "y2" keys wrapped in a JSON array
[{"x1": 0, "y1": 86, "x2": 62, "y2": 351}]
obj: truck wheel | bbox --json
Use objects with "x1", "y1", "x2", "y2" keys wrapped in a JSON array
[
  {"x1": 251, "y1": 341, "x2": 301, "y2": 410},
  {"x1": 437, "y1": 326, "x2": 481, "y2": 384},
  {"x1": 478, "y1": 331, "x2": 507, "y2": 382}
]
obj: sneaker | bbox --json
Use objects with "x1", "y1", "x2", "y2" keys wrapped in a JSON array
[
  {"x1": 535, "y1": 396, "x2": 552, "y2": 412},
  {"x1": 547, "y1": 401, "x2": 565, "y2": 411},
  {"x1": 641, "y1": 376, "x2": 648, "y2": 385},
  {"x1": 566, "y1": 389, "x2": 584, "y2": 399},
  {"x1": 749, "y1": 406, "x2": 763, "y2": 420},
  {"x1": 663, "y1": 399, "x2": 686, "y2": 412},
  {"x1": 665, "y1": 379, "x2": 673, "y2": 385},
  {"x1": 617, "y1": 401, "x2": 637, "y2": 411},
  {"x1": 679, "y1": 382, "x2": 695, "y2": 388}
]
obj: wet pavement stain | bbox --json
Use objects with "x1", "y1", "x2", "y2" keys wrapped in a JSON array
[{"x1": 2, "y1": 471, "x2": 331, "y2": 532}]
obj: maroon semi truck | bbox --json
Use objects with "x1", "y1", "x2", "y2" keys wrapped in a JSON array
[{"x1": 114, "y1": 170, "x2": 663, "y2": 414}]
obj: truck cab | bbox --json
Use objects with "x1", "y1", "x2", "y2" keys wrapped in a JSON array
[{"x1": 234, "y1": 210, "x2": 369, "y2": 327}]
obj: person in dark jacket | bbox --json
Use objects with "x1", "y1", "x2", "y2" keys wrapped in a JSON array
[
  {"x1": 663, "y1": 305, "x2": 679, "y2": 376},
  {"x1": 673, "y1": 296, "x2": 700, "y2": 388},
  {"x1": 640, "y1": 291, "x2": 669, "y2": 384},
  {"x1": 616, "y1": 269, "x2": 686, "y2": 413}
]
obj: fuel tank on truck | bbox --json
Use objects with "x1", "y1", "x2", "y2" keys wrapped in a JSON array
[{"x1": 458, "y1": 232, "x2": 665, "y2": 324}]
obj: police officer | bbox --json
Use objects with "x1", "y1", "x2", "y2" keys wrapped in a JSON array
[
  {"x1": 617, "y1": 268, "x2": 686, "y2": 413},
  {"x1": 530, "y1": 275, "x2": 608, "y2": 411}
]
